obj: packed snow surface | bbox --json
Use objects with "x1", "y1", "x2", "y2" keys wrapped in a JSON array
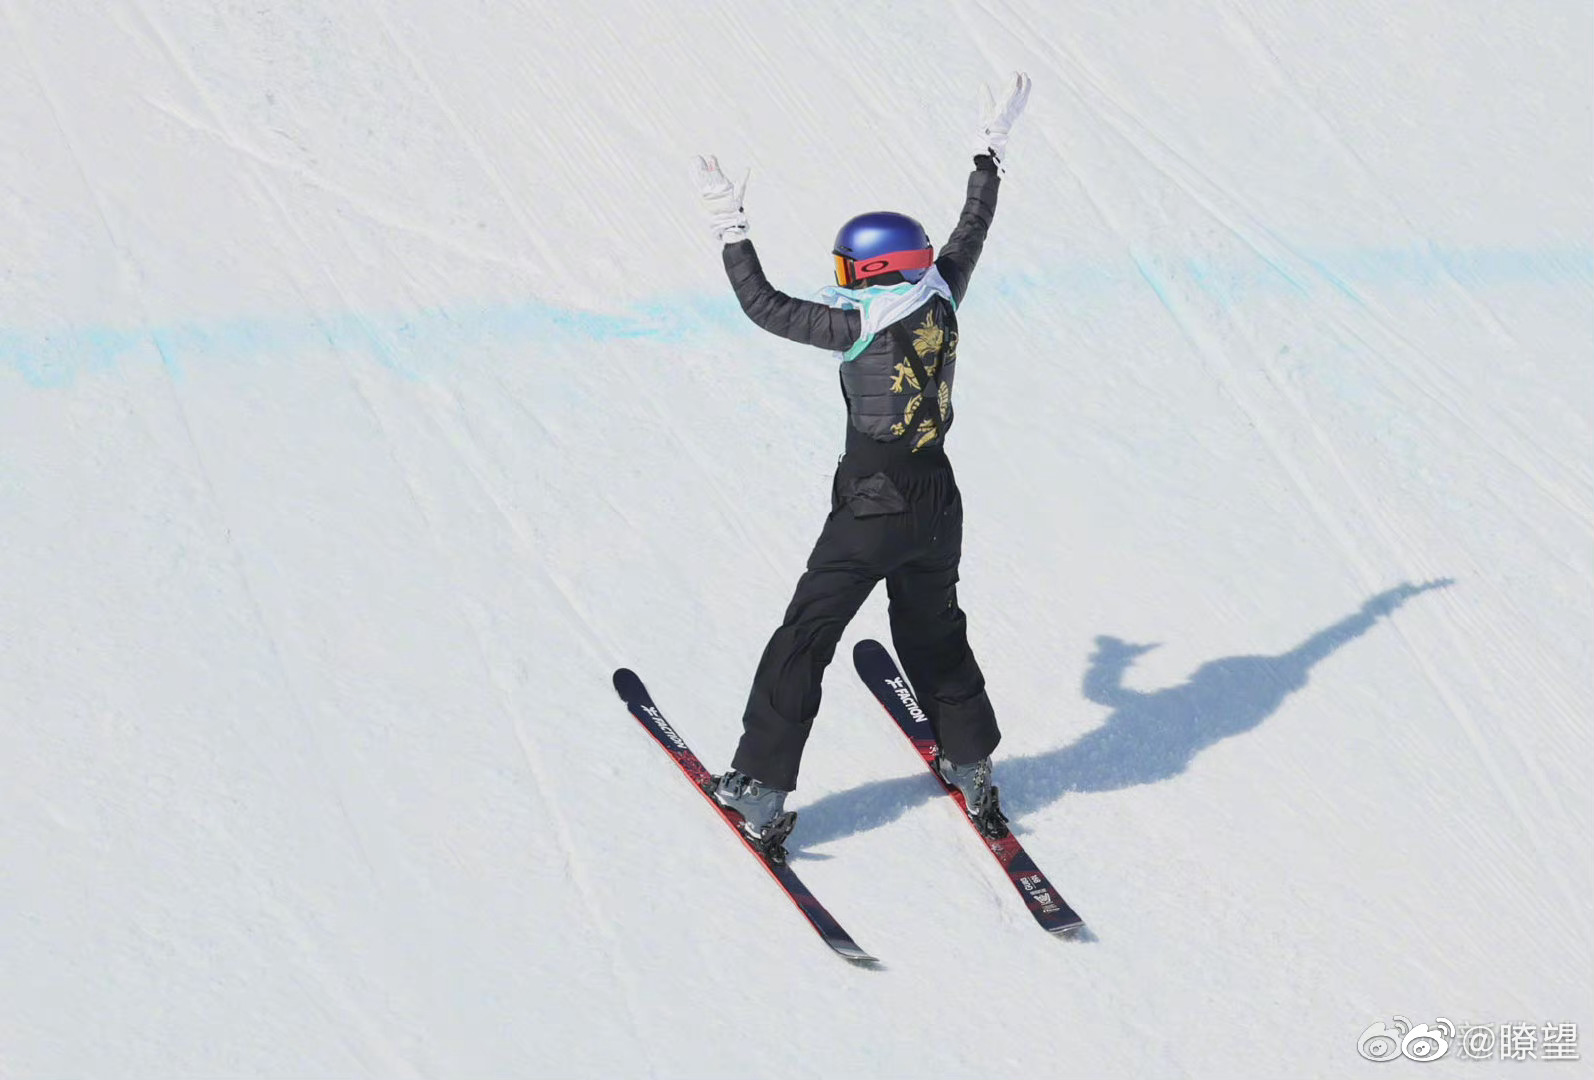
[{"x1": 2, "y1": 2, "x2": 1590, "y2": 1077}]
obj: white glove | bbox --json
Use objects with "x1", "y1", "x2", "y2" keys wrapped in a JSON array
[
  {"x1": 973, "y1": 72, "x2": 1032, "y2": 167},
  {"x1": 691, "y1": 155, "x2": 750, "y2": 244}
]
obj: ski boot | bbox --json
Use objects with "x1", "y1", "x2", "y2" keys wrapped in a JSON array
[
  {"x1": 935, "y1": 754, "x2": 1009, "y2": 839},
  {"x1": 712, "y1": 770, "x2": 798, "y2": 864}
]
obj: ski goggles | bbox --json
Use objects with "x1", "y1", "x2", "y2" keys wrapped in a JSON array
[{"x1": 833, "y1": 247, "x2": 934, "y2": 287}]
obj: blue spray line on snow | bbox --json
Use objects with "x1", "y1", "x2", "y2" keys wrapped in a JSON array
[
  {"x1": 0, "y1": 294, "x2": 750, "y2": 389},
  {"x1": 2, "y1": 246, "x2": 1589, "y2": 388}
]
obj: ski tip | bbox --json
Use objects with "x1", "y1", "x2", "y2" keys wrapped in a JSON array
[
  {"x1": 1048, "y1": 921, "x2": 1088, "y2": 941},
  {"x1": 612, "y1": 668, "x2": 641, "y2": 698},
  {"x1": 851, "y1": 638, "x2": 887, "y2": 662}
]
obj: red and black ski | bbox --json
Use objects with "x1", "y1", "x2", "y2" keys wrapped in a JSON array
[
  {"x1": 851, "y1": 639, "x2": 1085, "y2": 937},
  {"x1": 612, "y1": 668, "x2": 877, "y2": 964}
]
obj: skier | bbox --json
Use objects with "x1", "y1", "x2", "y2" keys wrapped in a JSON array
[{"x1": 691, "y1": 73, "x2": 1033, "y2": 853}]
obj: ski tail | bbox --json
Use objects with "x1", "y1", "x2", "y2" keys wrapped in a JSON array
[
  {"x1": 851, "y1": 640, "x2": 1085, "y2": 937},
  {"x1": 612, "y1": 668, "x2": 877, "y2": 963}
]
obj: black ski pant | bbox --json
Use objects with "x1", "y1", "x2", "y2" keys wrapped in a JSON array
[{"x1": 733, "y1": 460, "x2": 999, "y2": 791}]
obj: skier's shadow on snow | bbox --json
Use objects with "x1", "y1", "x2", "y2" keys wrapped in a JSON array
[{"x1": 791, "y1": 580, "x2": 1453, "y2": 854}]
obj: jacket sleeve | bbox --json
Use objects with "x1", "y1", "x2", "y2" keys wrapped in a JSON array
[
  {"x1": 934, "y1": 156, "x2": 1002, "y2": 306},
  {"x1": 722, "y1": 240, "x2": 861, "y2": 352}
]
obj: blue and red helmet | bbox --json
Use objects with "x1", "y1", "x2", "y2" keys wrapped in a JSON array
[{"x1": 832, "y1": 211, "x2": 933, "y2": 287}]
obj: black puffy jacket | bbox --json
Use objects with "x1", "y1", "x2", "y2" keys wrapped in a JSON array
[{"x1": 721, "y1": 158, "x2": 1000, "y2": 471}]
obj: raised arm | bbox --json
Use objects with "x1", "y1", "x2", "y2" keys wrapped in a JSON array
[
  {"x1": 723, "y1": 240, "x2": 860, "y2": 351},
  {"x1": 692, "y1": 154, "x2": 860, "y2": 351},
  {"x1": 935, "y1": 157, "x2": 1001, "y2": 306},
  {"x1": 936, "y1": 72, "x2": 1031, "y2": 306}
]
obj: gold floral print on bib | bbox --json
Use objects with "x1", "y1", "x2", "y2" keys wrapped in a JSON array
[{"x1": 888, "y1": 310, "x2": 957, "y2": 450}]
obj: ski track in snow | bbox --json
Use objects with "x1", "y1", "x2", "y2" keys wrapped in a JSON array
[
  {"x1": 358, "y1": 0, "x2": 560, "y2": 276},
  {"x1": 967, "y1": 0, "x2": 1592, "y2": 967},
  {"x1": 1014, "y1": 10, "x2": 1593, "y2": 949},
  {"x1": 4, "y1": 4, "x2": 432, "y2": 1071},
  {"x1": 986, "y1": 0, "x2": 1592, "y2": 536},
  {"x1": 3, "y1": 1, "x2": 1590, "y2": 1076},
  {"x1": 132, "y1": 81, "x2": 542, "y2": 278},
  {"x1": 52, "y1": 0, "x2": 660, "y2": 1068},
  {"x1": 1216, "y1": 0, "x2": 1524, "y2": 353}
]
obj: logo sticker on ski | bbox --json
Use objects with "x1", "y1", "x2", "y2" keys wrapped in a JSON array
[
  {"x1": 884, "y1": 676, "x2": 932, "y2": 725},
  {"x1": 642, "y1": 704, "x2": 690, "y2": 751}
]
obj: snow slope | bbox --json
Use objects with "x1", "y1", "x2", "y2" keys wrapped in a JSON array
[{"x1": 2, "y1": 2, "x2": 1590, "y2": 1077}]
